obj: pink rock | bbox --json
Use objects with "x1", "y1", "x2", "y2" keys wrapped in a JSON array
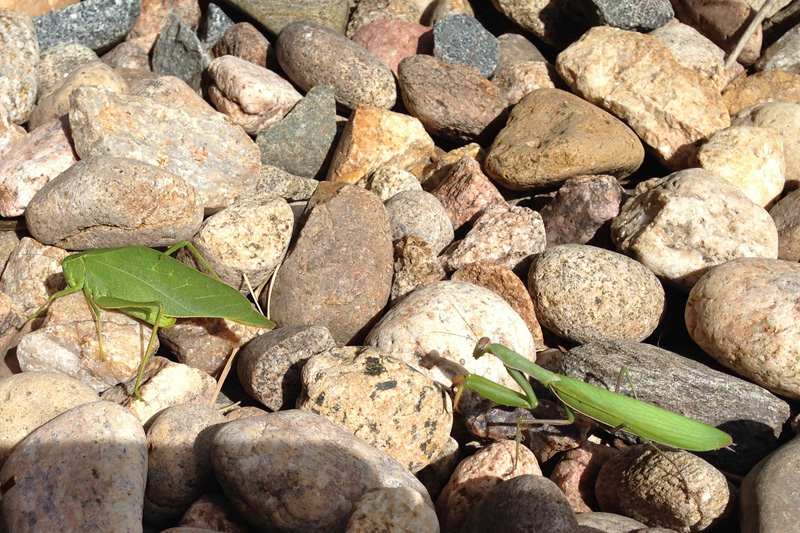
[
  {"x1": 432, "y1": 155, "x2": 505, "y2": 230},
  {"x1": 549, "y1": 441, "x2": 619, "y2": 513},
  {"x1": 351, "y1": 18, "x2": 433, "y2": 75}
]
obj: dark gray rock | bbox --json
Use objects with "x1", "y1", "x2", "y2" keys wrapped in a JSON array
[
  {"x1": 255, "y1": 85, "x2": 337, "y2": 179},
  {"x1": 566, "y1": 0, "x2": 674, "y2": 32},
  {"x1": 197, "y1": 3, "x2": 234, "y2": 49},
  {"x1": 151, "y1": 13, "x2": 213, "y2": 91},
  {"x1": 433, "y1": 14, "x2": 499, "y2": 78},
  {"x1": 34, "y1": 0, "x2": 141, "y2": 53}
]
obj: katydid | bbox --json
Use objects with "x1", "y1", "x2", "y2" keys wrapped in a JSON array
[
  {"x1": 28, "y1": 241, "x2": 275, "y2": 400},
  {"x1": 451, "y1": 338, "x2": 733, "y2": 452}
]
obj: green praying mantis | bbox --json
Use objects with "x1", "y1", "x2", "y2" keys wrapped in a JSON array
[
  {"x1": 28, "y1": 241, "x2": 276, "y2": 400},
  {"x1": 451, "y1": 338, "x2": 733, "y2": 452}
]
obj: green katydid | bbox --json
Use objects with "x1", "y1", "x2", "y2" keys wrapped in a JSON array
[
  {"x1": 451, "y1": 338, "x2": 733, "y2": 452},
  {"x1": 28, "y1": 241, "x2": 276, "y2": 400}
]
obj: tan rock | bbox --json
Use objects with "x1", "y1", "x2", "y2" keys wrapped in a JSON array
[
  {"x1": 732, "y1": 102, "x2": 800, "y2": 187},
  {"x1": 556, "y1": 26, "x2": 730, "y2": 169},
  {"x1": 347, "y1": 487, "x2": 439, "y2": 532},
  {"x1": 722, "y1": 70, "x2": 800, "y2": 116},
  {"x1": 770, "y1": 189, "x2": 800, "y2": 260},
  {"x1": 390, "y1": 235, "x2": 446, "y2": 304},
  {"x1": 492, "y1": 60, "x2": 560, "y2": 105},
  {"x1": 650, "y1": 21, "x2": 728, "y2": 93}
]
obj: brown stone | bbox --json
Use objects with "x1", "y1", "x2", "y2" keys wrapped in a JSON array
[{"x1": 722, "y1": 69, "x2": 800, "y2": 115}]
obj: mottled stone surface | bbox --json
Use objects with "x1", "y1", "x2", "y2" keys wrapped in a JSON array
[
  {"x1": 756, "y1": 22, "x2": 800, "y2": 74},
  {"x1": 687, "y1": 258, "x2": 800, "y2": 400},
  {"x1": 224, "y1": 0, "x2": 349, "y2": 35},
  {"x1": 351, "y1": 18, "x2": 433, "y2": 75},
  {"x1": 722, "y1": 70, "x2": 800, "y2": 115},
  {"x1": 346, "y1": 0, "x2": 429, "y2": 37},
  {"x1": 197, "y1": 3, "x2": 234, "y2": 48},
  {"x1": 256, "y1": 164, "x2": 319, "y2": 201},
  {"x1": 365, "y1": 166, "x2": 422, "y2": 201},
  {"x1": 433, "y1": 14, "x2": 499, "y2": 78},
  {"x1": 385, "y1": 190, "x2": 453, "y2": 254},
  {"x1": 556, "y1": 26, "x2": 730, "y2": 169},
  {"x1": 490, "y1": 0, "x2": 580, "y2": 48},
  {"x1": 0, "y1": 9, "x2": 38, "y2": 124},
  {"x1": 650, "y1": 21, "x2": 729, "y2": 93},
  {"x1": 732, "y1": 102, "x2": 800, "y2": 186},
  {"x1": 347, "y1": 487, "x2": 440, "y2": 532},
  {"x1": 0, "y1": 106, "x2": 25, "y2": 159},
  {"x1": 390, "y1": 235, "x2": 446, "y2": 303},
  {"x1": 33, "y1": 0, "x2": 141, "y2": 52},
  {"x1": 550, "y1": 443, "x2": 619, "y2": 513},
  {"x1": 432, "y1": 154, "x2": 505, "y2": 230},
  {"x1": 0, "y1": 237, "x2": 69, "y2": 316},
  {"x1": 770, "y1": 188, "x2": 800, "y2": 261},
  {"x1": 99, "y1": 40, "x2": 150, "y2": 69},
  {"x1": 492, "y1": 60, "x2": 560, "y2": 105},
  {"x1": 569, "y1": 0, "x2": 673, "y2": 31},
  {"x1": 212, "y1": 22, "x2": 270, "y2": 67},
  {"x1": 151, "y1": 13, "x2": 212, "y2": 91},
  {"x1": 128, "y1": 0, "x2": 200, "y2": 51},
  {"x1": 36, "y1": 42, "x2": 98, "y2": 100}
]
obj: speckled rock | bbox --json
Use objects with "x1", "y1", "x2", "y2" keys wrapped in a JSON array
[
  {"x1": 298, "y1": 346, "x2": 452, "y2": 472},
  {"x1": 770, "y1": 188, "x2": 800, "y2": 261},
  {"x1": 346, "y1": 486, "x2": 439, "y2": 532},
  {"x1": 36, "y1": 42, "x2": 98, "y2": 100},
  {"x1": 461, "y1": 475, "x2": 579, "y2": 533},
  {"x1": 69, "y1": 86, "x2": 261, "y2": 213},
  {"x1": 208, "y1": 55, "x2": 302, "y2": 135},
  {"x1": 427, "y1": 0, "x2": 474, "y2": 24},
  {"x1": 398, "y1": 54, "x2": 507, "y2": 143},
  {"x1": 431, "y1": 154, "x2": 505, "y2": 230},
  {"x1": 416, "y1": 142, "x2": 484, "y2": 190},
  {"x1": 29, "y1": 60, "x2": 128, "y2": 130},
  {"x1": 443, "y1": 205, "x2": 546, "y2": 273},
  {"x1": 266, "y1": 183, "x2": 393, "y2": 344},
  {"x1": 0, "y1": 9, "x2": 38, "y2": 124},
  {"x1": 390, "y1": 235, "x2": 447, "y2": 303},
  {"x1": 756, "y1": 22, "x2": 800, "y2": 74},
  {"x1": 345, "y1": 0, "x2": 429, "y2": 37},
  {"x1": 576, "y1": 512, "x2": 648, "y2": 532},
  {"x1": 732, "y1": 102, "x2": 800, "y2": 187},
  {"x1": 650, "y1": 21, "x2": 729, "y2": 93},
  {"x1": 556, "y1": 26, "x2": 730, "y2": 169},
  {"x1": 433, "y1": 14, "x2": 499, "y2": 78},
  {"x1": 490, "y1": 0, "x2": 580, "y2": 48},
  {"x1": 256, "y1": 84, "x2": 337, "y2": 179},
  {"x1": 197, "y1": 3, "x2": 233, "y2": 49},
  {"x1": 366, "y1": 280, "x2": 536, "y2": 396},
  {"x1": 33, "y1": 0, "x2": 141, "y2": 52},
  {"x1": 256, "y1": 164, "x2": 319, "y2": 201},
  {"x1": 691, "y1": 125, "x2": 785, "y2": 208},
  {"x1": 569, "y1": 0, "x2": 673, "y2": 31},
  {"x1": 0, "y1": 117, "x2": 78, "y2": 217},
  {"x1": 25, "y1": 156, "x2": 203, "y2": 249},
  {"x1": 177, "y1": 493, "x2": 251, "y2": 532},
  {"x1": 436, "y1": 440, "x2": 542, "y2": 533},
  {"x1": 276, "y1": 20, "x2": 396, "y2": 110},
  {"x1": 143, "y1": 404, "x2": 227, "y2": 526},
  {"x1": 686, "y1": 257, "x2": 800, "y2": 399},
  {"x1": 100, "y1": 40, "x2": 150, "y2": 70},
  {"x1": 128, "y1": 0, "x2": 200, "y2": 51},
  {"x1": 0, "y1": 372, "x2": 98, "y2": 466},
  {"x1": 385, "y1": 190, "x2": 454, "y2": 254},
  {"x1": 0, "y1": 237, "x2": 69, "y2": 316},
  {"x1": 211, "y1": 409, "x2": 433, "y2": 532},
  {"x1": 364, "y1": 166, "x2": 423, "y2": 201},
  {"x1": 528, "y1": 244, "x2": 665, "y2": 343},
  {"x1": 327, "y1": 104, "x2": 434, "y2": 184},
  {"x1": 485, "y1": 88, "x2": 643, "y2": 190},
  {"x1": 492, "y1": 60, "x2": 561, "y2": 105},
  {"x1": 722, "y1": 70, "x2": 800, "y2": 115},
  {"x1": 212, "y1": 22, "x2": 270, "y2": 68},
  {"x1": 0, "y1": 105, "x2": 25, "y2": 159},
  {"x1": 550, "y1": 442, "x2": 619, "y2": 513},
  {"x1": 595, "y1": 446, "x2": 733, "y2": 532},
  {"x1": 350, "y1": 18, "x2": 433, "y2": 75},
  {"x1": 225, "y1": 0, "x2": 349, "y2": 35},
  {"x1": 151, "y1": 13, "x2": 212, "y2": 91},
  {"x1": 611, "y1": 168, "x2": 779, "y2": 290}
]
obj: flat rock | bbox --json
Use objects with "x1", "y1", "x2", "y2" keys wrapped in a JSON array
[
  {"x1": 224, "y1": 0, "x2": 349, "y2": 35},
  {"x1": 0, "y1": 9, "x2": 38, "y2": 124},
  {"x1": 0, "y1": 401, "x2": 147, "y2": 532},
  {"x1": 36, "y1": 42, "x2": 98, "y2": 100},
  {"x1": 151, "y1": 13, "x2": 212, "y2": 91},
  {"x1": 722, "y1": 70, "x2": 800, "y2": 115},
  {"x1": 256, "y1": 164, "x2": 319, "y2": 201},
  {"x1": 433, "y1": 14, "x2": 499, "y2": 78},
  {"x1": 556, "y1": 26, "x2": 730, "y2": 169},
  {"x1": 33, "y1": 0, "x2": 140, "y2": 52},
  {"x1": 732, "y1": 102, "x2": 800, "y2": 187},
  {"x1": 25, "y1": 156, "x2": 203, "y2": 249},
  {"x1": 69, "y1": 86, "x2": 261, "y2": 213},
  {"x1": 611, "y1": 168, "x2": 779, "y2": 290},
  {"x1": 485, "y1": 88, "x2": 643, "y2": 190},
  {"x1": 350, "y1": 18, "x2": 433, "y2": 75},
  {"x1": 687, "y1": 257, "x2": 800, "y2": 400}
]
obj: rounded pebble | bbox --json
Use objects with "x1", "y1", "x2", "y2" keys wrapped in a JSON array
[
  {"x1": 385, "y1": 190, "x2": 454, "y2": 254},
  {"x1": 365, "y1": 166, "x2": 423, "y2": 201},
  {"x1": 36, "y1": 42, "x2": 98, "y2": 100},
  {"x1": 769, "y1": 188, "x2": 800, "y2": 261},
  {"x1": 0, "y1": 9, "x2": 38, "y2": 124},
  {"x1": 732, "y1": 102, "x2": 800, "y2": 187},
  {"x1": 346, "y1": 486, "x2": 439, "y2": 532}
]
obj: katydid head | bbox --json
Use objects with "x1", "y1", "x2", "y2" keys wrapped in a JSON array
[{"x1": 61, "y1": 254, "x2": 86, "y2": 289}]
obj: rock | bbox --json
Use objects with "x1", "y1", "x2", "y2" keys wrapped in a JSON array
[
  {"x1": 489, "y1": 0, "x2": 580, "y2": 48},
  {"x1": 550, "y1": 442, "x2": 619, "y2": 513},
  {"x1": 686, "y1": 257, "x2": 800, "y2": 400},
  {"x1": 568, "y1": 0, "x2": 673, "y2": 32},
  {"x1": 611, "y1": 168, "x2": 779, "y2": 290},
  {"x1": 0, "y1": 105, "x2": 25, "y2": 159},
  {"x1": 298, "y1": 346, "x2": 453, "y2": 472},
  {"x1": 100, "y1": 40, "x2": 150, "y2": 70},
  {"x1": 417, "y1": 142, "x2": 485, "y2": 190},
  {"x1": 740, "y1": 433, "x2": 800, "y2": 533},
  {"x1": 650, "y1": 21, "x2": 729, "y2": 93},
  {"x1": 691, "y1": 125, "x2": 785, "y2": 208},
  {"x1": 211, "y1": 409, "x2": 432, "y2": 532},
  {"x1": 0, "y1": 237, "x2": 69, "y2": 316},
  {"x1": 25, "y1": 156, "x2": 203, "y2": 249},
  {"x1": 237, "y1": 325, "x2": 337, "y2": 410},
  {"x1": 431, "y1": 154, "x2": 506, "y2": 231},
  {"x1": 364, "y1": 166, "x2": 423, "y2": 202},
  {"x1": 365, "y1": 280, "x2": 536, "y2": 396},
  {"x1": 143, "y1": 404, "x2": 227, "y2": 526},
  {"x1": 276, "y1": 20, "x2": 396, "y2": 110},
  {"x1": 128, "y1": 0, "x2": 200, "y2": 52},
  {"x1": 0, "y1": 401, "x2": 147, "y2": 532},
  {"x1": 485, "y1": 88, "x2": 644, "y2": 190},
  {"x1": 732, "y1": 102, "x2": 800, "y2": 187},
  {"x1": 346, "y1": 0, "x2": 429, "y2": 37},
  {"x1": 443, "y1": 205, "x2": 547, "y2": 274},
  {"x1": 436, "y1": 440, "x2": 542, "y2": 533},
  {"x1": 0, "y1": 9, "x2": 38, "y2": 124},
  {"x1": 398, "y1": 54, "x2": 507, "y2": 143},
  {"x1": 346, "y1": 487, "x2": 439, "y2": 532},
  {"x1": 69, "y1": 86, "x2": 261, "y2": 213},
  {"x1": 0, "y1": 117, "x2": 78, "y2": 217},
  {"x1": 433, "y1": 14, "x2": 499, "y2": 78},
  {"x1": 426, "y1": 0, "x2": 474, "y2": 25},
  {"x1": 528, "y1": 244, "x2": 665, "y2": 344},
  {"x1": 756, "y1": 22, "x2": 800, "y2": 74},
  {"x1": 224, "y1": 0, "x2": 349, "y2": 35},
  {"x1": 461, "y1": 475, "x2": 579, "y2": 533},
  {"x1": 266, "y1": 183, "x2": 393, "y2": 344},
  {"x1": 556, "y1": 26, "x2": 730, "y2": 169},
  {"x1": 390, "y1": 235, "x2": 447, "y2": 303},
  {"x1": 256, "y1": 84, "x2": 337, "y2": 179},
  {"x1": 256, "y1": 164, "x2": 319, "y2": 201},
  {"x1": 496, "y1": 33, "x2": 547, "y2": 69},
  {"x1": 208, "y1": 55, "x2": 302, "y2": 135},
  {"x1": 595, "y1": 446, "x2": 733, "y2": 532},
  {"x1": 33, "y1": 0, "x2": 140, "y2": 52},
  {"x1": 151, "y1": 13, "x2": 212, "y2": 91},
  {"x1": 385, "y1": 190, "x2": 454, "y2": 254},
  {"x1": 176, "y1": 192, "x2": 292, "y2": 293},
  {"x1": 327, "y1": 104, "x2": 434, "y2": 184},
  {"x1": 0, "y1": 372, "x2": 98, "y2": 466},
  {"x1": 350, "y1": 18, "x2": 433, "y2": 75},
  {"x1": 540, "y1": 174, "x2": 624, "y2": 248},
  {"x1": 6, "y1": 0, "x2": 79, "y2": 17},
  {"x1": 492, "y1": 60, "x2": 561, "y2": 105},
  {"x1": 36, "y1": 42, "x2": 98, "y2": 100},
  {"x1": 212, "y1": 22, "x2": 270, "y2": 68},
  {"x1": 178, "y1": 493, "x2": 251, "y2": 532},
  {"x1": 722, "y1": 70, "x2": 800, "y2": 115},
  {"x1": 197, "y1": 3, "x2": 234, "y2": 49},
  {"x1": 565, "y1": 340, "x2": 790, "y2": 474},
  {"x1": 770, "y1": 188, "x2": 800, "y2": 260},
  {"x1": 576, "y1": 512, "x2": 647, "y2": 532}
]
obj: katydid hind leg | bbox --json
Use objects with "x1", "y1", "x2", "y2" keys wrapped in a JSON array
[
  {"x1": 163, "y1": 240, "x2": 222, "y2": 282},
  {"x1": 26, "y1": 284, "x2": 83, "y2": 320},
  {"x1": 84, "y1": 289, "x2": 107, "y2": 362},
  {"x1": 132, "y1": 301, "x2": 165, "y2": 402}
]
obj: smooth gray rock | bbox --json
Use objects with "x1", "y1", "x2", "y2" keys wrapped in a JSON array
[{"x1": 34, "y1": 0, "x2": 141, "y2": 52}]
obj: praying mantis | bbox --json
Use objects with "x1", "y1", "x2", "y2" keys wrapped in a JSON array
[
  {"x1": 452, "y1": 338, "x2": 733, "y2": 452},
  {"x1": 28, "y1": 241, "x2": 275, "y2": 400}
]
